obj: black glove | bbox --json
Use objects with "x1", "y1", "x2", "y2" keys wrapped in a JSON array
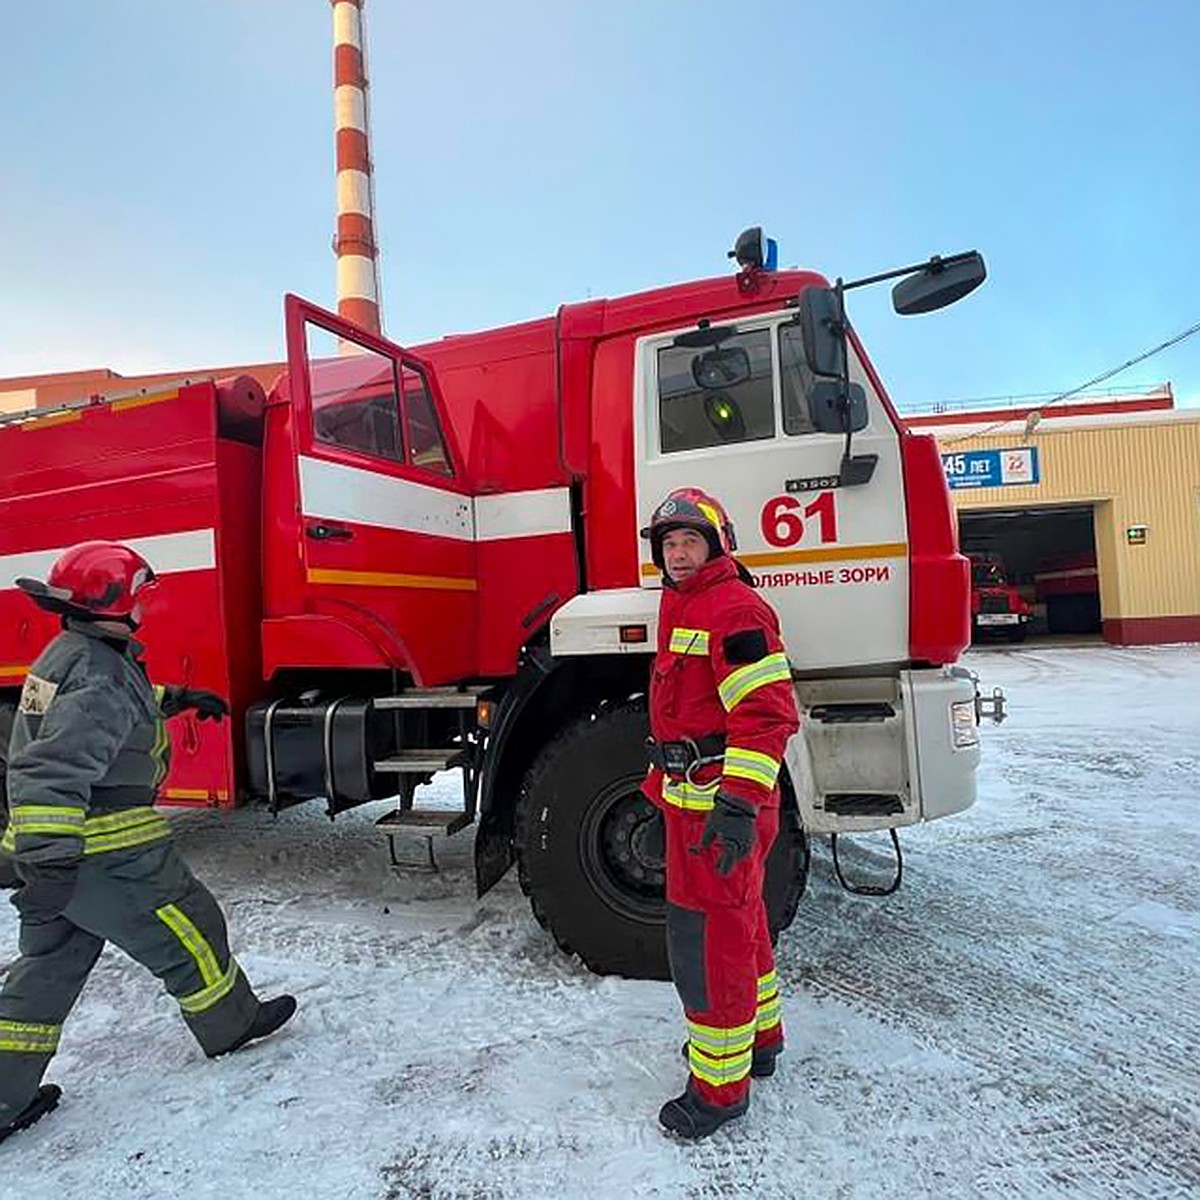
[
  {"x1": 12, "y1": 862, "x2": 78, "y2": 925},
  {"x1": 177, "y1": 688, "x2": 230, "y2": 722},
  {"x1": 699, "y1": 792, "x2": 757, "y2": 876}
]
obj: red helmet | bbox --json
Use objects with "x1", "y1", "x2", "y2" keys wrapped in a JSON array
[
  {"x1": 16, "y1": 541, "x2": 157, "y2": 625},
  {"x1": 640, "y1": 487, "x2": 738, "y2": 570}
]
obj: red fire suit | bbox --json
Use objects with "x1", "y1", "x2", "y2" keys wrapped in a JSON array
[{"x1": 644, "y1": 553, "x2": 801, "y2": 1108}]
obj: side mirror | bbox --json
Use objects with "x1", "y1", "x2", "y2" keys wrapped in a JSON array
[
  {"x1": 892, "y1": 251, "x2": 987, "y2": 316},
  {"x1": 795, "y1": 288, "x2": 845, "y2": 378},
  {"x1": 808, "y1": 381, "x2": 868, "y2": 435},
  {"x1": 692, "y1": 346, "x2": 751, "y2": 391}
]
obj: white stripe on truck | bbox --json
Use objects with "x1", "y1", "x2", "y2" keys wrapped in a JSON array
[{"x1": 0, "y1": 528, "x2": 216, "y2": 589}]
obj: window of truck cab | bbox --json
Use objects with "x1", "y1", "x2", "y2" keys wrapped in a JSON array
[
  {"x1": 307, "y1": 323, "x2": 453, "y2": 477},
  {"x1": 651, "y1": 317, "x2": 826, "y2": 455}
]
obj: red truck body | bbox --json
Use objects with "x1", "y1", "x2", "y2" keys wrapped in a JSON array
[
  {"x1": 1035, "y1": 552, "x2": 1101, "y2": 634},
  {"x1": 2, "y1": 271, "x2": 967, "y2": 807},
  {"x1": 0, "y1": 258, "x2": 988, "y2": 977}
]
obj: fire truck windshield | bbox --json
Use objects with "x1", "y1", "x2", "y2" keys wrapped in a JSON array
[{"x1": 657, "y1": 323, "x2": 824, "y2": 454}]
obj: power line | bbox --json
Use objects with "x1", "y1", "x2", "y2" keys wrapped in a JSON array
[{"x1": 940, "y1": 318, "x2": 1200, "y2": 445}]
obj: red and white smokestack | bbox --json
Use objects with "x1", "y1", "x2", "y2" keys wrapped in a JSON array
[{"x1": 332, "y1": 0, "x2": 382, "y2": 340}]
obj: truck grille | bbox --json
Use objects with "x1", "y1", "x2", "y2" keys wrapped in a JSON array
[{"x1": 979, "y1": 593, "x2": 1010, "y2": 614}]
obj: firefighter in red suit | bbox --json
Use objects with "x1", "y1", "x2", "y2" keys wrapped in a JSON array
[{"x1": 641, "y1": 487, "x2": 800, "y2": 1139}]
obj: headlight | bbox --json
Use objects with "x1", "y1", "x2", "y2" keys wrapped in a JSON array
[{"x1": 951, "y1": 699, "x2": 979, "y2": 749}]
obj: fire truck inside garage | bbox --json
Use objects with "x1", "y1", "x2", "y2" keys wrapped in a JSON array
[{"x1": 958, "y1": 504, "x2": 1100, "y2": 640}]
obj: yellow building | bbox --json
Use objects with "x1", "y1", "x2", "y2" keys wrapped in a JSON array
[{"x1": 909, "y1": 387, "x2": 1200, "y2": 644}]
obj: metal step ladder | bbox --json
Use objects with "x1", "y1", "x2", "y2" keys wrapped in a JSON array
[{"x1": 371, "y1": 686, "x2": 488, "y2": 869}]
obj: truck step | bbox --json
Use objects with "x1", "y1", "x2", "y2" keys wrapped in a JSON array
[
  {"x1": 374, "y1": 750, "x2": 464, "y2": 773},
  {"x1": 809, "y1": 703, "x2": 896, "y2": 724},
  {"x1": 374, "y1": 687, "x2": 487, "y2": 711},
  {"x1": 824, "y1": 793, "x2": 904, "y2": 816},
  {"x1": 376, "y1": 809, "x2": 473, "y2": 837}
]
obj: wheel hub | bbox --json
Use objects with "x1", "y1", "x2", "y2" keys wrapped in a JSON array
[{"x1": 580, "y1": 779, "x2": 666, "y2": 923}]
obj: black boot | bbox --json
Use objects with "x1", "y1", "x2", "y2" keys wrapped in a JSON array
[
  {"x1": 658, "y1": 1080, "x2": 748, "y2": 1140},
  {"x1": 0, "y1": 1085, "x2": 61, "y2": 1146},
  {"x1": 208, "y1": 995, "x2": 297, "y2": 1058},
  {"x1": 679, "y1": 1039, "x2": 783, "y2": 1078},
  {"x1": 750, "y1": 1041, "x2": 783, "y2": 1078}
]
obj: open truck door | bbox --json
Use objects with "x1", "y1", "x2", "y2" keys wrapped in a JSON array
[{"x1": 282, "y1": 295, "x2": 477, "y2": 685}]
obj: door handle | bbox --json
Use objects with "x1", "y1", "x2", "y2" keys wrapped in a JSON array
[{"x1": 305, "y1": 522, "x2": 354, "y2": 541}]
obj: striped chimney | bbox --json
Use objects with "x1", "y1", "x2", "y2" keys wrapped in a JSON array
[{"x1": 332, "y1": 0, "x2": 382, "y2": 340}]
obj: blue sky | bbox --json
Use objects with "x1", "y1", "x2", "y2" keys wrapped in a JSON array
[{"x1": 2, "y1": 0, "x2": 1198, "y2": 410}]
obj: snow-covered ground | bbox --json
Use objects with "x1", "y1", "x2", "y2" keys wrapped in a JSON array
[{"x1": 3, "y1": 645, "x2": 1199, "y2": 1199}]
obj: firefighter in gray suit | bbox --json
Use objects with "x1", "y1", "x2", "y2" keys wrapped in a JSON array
[{"x1": 0, "y1": 541, "x2": 296, "y2": 1144}]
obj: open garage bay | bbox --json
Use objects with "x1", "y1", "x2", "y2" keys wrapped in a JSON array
[{"x1": 961, "y1": 505, "x2": 1103, "y2": 640}]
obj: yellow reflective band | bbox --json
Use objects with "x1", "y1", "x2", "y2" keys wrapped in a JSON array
[
  {"x1": 688, "y1": 1044, "x2": 753, "y2": 1086},
  {"x1": 9, "y1": 805, "x2": 87, "y2": 834},
  {"x1": 696, "y1": 501, "x2": 722, "y2": 533},
  {"x1": 724, "y1": 746, "x2": 780, "y2": 790},
  {"x1": 756, "y1": 970, "x2": 779, "y2": 1001},
  {"x1": 0, "y1": 1019, "x2": 61, "y2": 1054},
  {"x1": 718, "y1": 653, "x2": 792, "y2": 711},
  {"x1": 661, "y1": 778, "x2": 720, "y2": 812},
  {"x1": 4, "y1": 822, "x2": 81, "y2": 840},
  {"x1": 686, "y1": 1017, "x2": 756, "y2": 1054},
  {"x1": 83, "y1": 808, "x2": 161, "y2": 833},
  {"x1": 156, "y1": 904, "x2": 224, "y2": 989},
  {"x1": 0, "y1": 828, "x2": 12, "y2": 854},
  {"x1": 668, "y1": 628, "x2": 710, "y2": 656},
  {"x1": 756, "y1": 997, "x2": 783, "y2": 1031},
  {"x1": 178, "y1": 957, "x2": 241, "y2": 1014},
  {"x1": 84, "y1": 823, "x2": 171, "y2": 855},
  {"x1": 150, "y1": 718, "x2": 170, "y2": 788},
  {"x1": 82, "y1": 808, "x2": 171, "y2": 855}
]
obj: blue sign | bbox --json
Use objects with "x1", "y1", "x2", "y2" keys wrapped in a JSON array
[{"x1": 941, "y1": 446, "x2": 1040, "y2": 490}]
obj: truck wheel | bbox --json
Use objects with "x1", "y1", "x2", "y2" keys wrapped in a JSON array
[{"x1": 515, "y1": 703, "x2": 808, "y2": 980}]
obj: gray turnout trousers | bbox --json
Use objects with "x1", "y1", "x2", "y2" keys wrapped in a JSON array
[{"x1": 0, "y1": 837, "x2": 260, "y2": 1124}]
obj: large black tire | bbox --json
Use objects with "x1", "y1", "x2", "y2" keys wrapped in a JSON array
[{"x1": 515, "y1": 703, "x2": 808, "y2": 980}]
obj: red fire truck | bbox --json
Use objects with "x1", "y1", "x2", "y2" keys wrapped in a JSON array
[
  {"x1": 1035, "y1": 552, "x2": 1101, "y2": 634},
  {"x1": 0, "y1": 234, "x2": 998, "y2": 978},
  {"x1": 969, "y1": 552, "x2": 1033, "y2": 642}
]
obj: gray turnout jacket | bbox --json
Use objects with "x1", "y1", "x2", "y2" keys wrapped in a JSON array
[{"x1": 1, "y1": 619, "x2": 191, "y2": 881}]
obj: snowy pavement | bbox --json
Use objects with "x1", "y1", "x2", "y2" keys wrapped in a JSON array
[{"x1": 2, "y1": 645, "x2": 1199, "y2": 1199}]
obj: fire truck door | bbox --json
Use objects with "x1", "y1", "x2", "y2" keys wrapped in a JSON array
[
  {"x1": 285, "y1": 295, "x2": 476, "y2": 684},
  {"x1": 634, "y1": 318, "x2": 909, "y2": 671}
]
